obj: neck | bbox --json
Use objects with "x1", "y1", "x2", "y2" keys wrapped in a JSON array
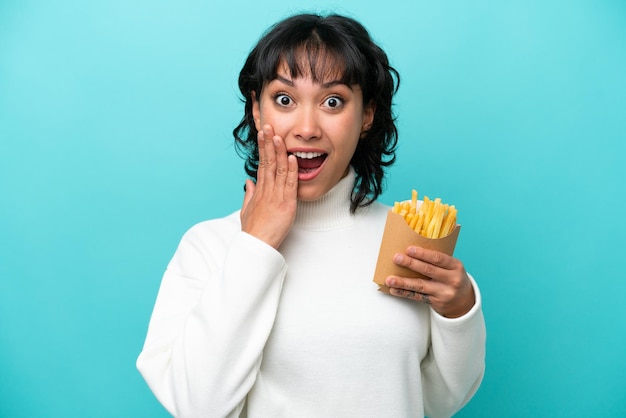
[{"x1": 294, "y1": 167, "x2": 361, "y2": 230}]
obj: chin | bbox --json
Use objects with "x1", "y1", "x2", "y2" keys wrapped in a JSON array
[
  {"x1": 296, "y1": 187, "x2": 325, "y2": 202},
  {"x1": 297, "y1": 193, "x2": 319, "y2": 202}
]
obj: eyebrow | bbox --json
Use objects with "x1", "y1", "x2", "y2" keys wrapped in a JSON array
[{"x1": 274, "y1": 75, "x2": 351, "y2": 90}]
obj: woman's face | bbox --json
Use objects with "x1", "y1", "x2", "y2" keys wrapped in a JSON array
[{"x1": 252, "y1": 62, "x2": 375, "y2": 202}]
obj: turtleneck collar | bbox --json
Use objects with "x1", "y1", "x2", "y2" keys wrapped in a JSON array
[{"x1": 293, "y1": 166, "x2": 365, "y2": 231}]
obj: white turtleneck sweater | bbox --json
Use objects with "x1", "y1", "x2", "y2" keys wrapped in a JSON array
[{"x1": 137, "y1": 169, "x2": 486, "y2": 418}]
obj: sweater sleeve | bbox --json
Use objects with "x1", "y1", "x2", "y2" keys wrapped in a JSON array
[
  {"x1": 421, "y1": 274, "x2": 487, "y2": 418},
  {"x1": 136, "y1": 223, "x2": 287, "y2": 418}
]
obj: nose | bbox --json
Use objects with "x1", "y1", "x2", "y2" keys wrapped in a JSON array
[{"x1": 293, "y1": 106, "x2": 321, "y2": 141}]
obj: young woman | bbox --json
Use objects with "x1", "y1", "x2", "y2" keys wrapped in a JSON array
[{"x1": 137, "y1": 13, "x2": 486, "y2": 418}]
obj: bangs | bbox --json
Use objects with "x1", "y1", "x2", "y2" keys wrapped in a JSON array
[{"x1": 257, "y1": 28, "x2": 368, "y2": 89}]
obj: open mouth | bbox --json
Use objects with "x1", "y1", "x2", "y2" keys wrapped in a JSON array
[{"x1": 290, "y1": 151, "x2": 327, "y2": 180}]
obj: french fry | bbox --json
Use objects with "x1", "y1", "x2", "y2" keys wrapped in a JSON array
[
  {"x1": 440, "y1": 205, "x2": 457, "y2": 238},
  {"x1": 391, "y1": 190, "x2": 457, "y2": 239},
  {"x1": 415, "y1": 212, "x2": 425, "y2": 233},
  {"x1": 431, "y1": 203, "x2": 443, "y2": 239}
]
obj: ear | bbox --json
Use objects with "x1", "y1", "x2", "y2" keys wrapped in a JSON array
[
  {"x1": 251, "y1": 91, "x2": 261, "y2": 131},
  {"x1": 361, "y1": 100, "x2": 376, "y2": 137}
]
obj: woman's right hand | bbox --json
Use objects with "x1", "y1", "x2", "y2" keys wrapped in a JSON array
[{"x1": 240, "y1": 124, "x2": 299, "y2": 249}]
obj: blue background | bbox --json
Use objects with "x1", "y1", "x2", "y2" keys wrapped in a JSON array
[{"x1": 1, "y1": 0, "x2": 624, "y2": 416}]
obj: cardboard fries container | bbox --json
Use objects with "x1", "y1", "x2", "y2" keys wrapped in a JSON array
[{"x1": 372, "y1": 209, "x2": 461, "y2": 293}]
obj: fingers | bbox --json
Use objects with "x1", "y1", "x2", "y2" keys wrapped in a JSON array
[
  {"x1": 385, "y1": 276, "x2": 442, "y2": 302},
  {"x1": 407, "y1": 246, "x2": 458, "y2": 269},
  {"x1": 385, "y1": 246, "x2": 475, "y2": 317},
  {"x1": 391, "y1": 247, "x2": 461, "y2": 282},
  {"x1": 388, "y1": 288, "x2": 433, "y2": 304},
  {"x1": 256, "y1": 126, "x2": 274, "y2": 190},
  {"x1": 272, "y1": 128, "x2": 290, "y2": 187},
  {"x1": 257, "y1": 125, "x2": 296, "y2": 196},
  {"x1": 285, "y1": 153, "x2": 298, "y2": 199},
  {"x1": 385, "y1": 272, "x2": 473, "y2": 317}
]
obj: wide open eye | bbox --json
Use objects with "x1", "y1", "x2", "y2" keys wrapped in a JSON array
[
  {"x1": 274, "y1": 94, "x2": 293, "y2": 106},
  {"x1": 323, "y1": 96, "x2": 343, "y2": 109}
]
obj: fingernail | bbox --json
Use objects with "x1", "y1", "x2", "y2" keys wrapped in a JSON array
[
  {"x1": 386, "y1": 277, "x2": 395, "y2": 287},
  {"x1": 393, "y1": 253, "x2": 403, "y2": 264},
  {"x1": 407, "y1": 247, "x2": 416, "y2": 257}
]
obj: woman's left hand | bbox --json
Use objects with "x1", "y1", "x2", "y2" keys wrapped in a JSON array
[{"x1": 385, "y1": 246, "x2": 475, "y2": 318}]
